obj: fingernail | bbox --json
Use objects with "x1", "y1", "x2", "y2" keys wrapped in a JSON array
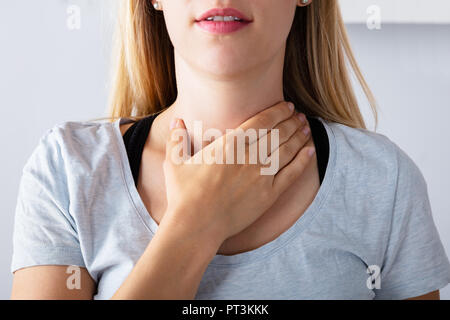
[
  {"x1": 298, "y1": 113, "x2": 306, "y2": 124},
  {"x1": 288, "y1": 102, "x2": 295, "y2": 111},
  {"x1": 302, "y1": 126, "x2": 310, "y2": 136},
  {"x1": 170, "y1": 118, "x2": 178, "y2": 130},
  {"x1": 308, "y1": 147, "x2": 316, "y2": 157}
]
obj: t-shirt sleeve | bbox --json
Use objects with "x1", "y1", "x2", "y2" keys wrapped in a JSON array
[
  {"x1": 11, "y1": 127, "x2": 85, "y2": 273},
  {"x1": 374, "y1": 145, "x2": 450, "y2": 299}
]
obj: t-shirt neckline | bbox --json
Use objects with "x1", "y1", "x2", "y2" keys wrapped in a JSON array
[{"x1": 110, "y1": 116, "x2": 338, "y2": 267}]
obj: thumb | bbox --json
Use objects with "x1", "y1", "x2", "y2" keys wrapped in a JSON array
[{"x1": 166, "y1": 118, "x2": 190, "y2": 163}]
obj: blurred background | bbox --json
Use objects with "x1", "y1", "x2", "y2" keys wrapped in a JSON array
[{"x1": 0, "y1": 0, "x2": 449, "y2": 299}]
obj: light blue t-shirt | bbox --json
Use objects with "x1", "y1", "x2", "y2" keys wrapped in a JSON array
[{"x1": 11, "y1": 116, "x2": 450, "y2": 299}]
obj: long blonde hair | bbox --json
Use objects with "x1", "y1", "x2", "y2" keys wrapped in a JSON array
[{"x1": 105, "y1": 0, "x2": 378, "y2": 130}]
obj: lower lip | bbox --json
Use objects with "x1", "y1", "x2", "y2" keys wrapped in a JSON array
[{"x1": 195, "y1": 20, "x2": 251, "y2": 34}]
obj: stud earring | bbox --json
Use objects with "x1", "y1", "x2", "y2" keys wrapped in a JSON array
[
  {"x1": 301, "y1": 0, "x2": 309, "y2": 4},
  {"x1": 153, "y1": 1, "x2": 161, "y2": 10}
]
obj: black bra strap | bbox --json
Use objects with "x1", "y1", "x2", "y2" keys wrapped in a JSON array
[
  {"x1": 306, "y1": 115, "x2": 329, "y2": 184},
  {"x1": 123, "y1": 114, "x2": 159, "y2": 185}
]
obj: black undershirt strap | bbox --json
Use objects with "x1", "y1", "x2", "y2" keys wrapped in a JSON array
[
  {"x1": 122, "y1": 114, "x2": 159, "y2": 185},
  {"x1": 307, "y1": 115, "x2": 329, "y2": 184},
  {"x1": 122, "y1": 114, "x2": 329, "y2": 187}
]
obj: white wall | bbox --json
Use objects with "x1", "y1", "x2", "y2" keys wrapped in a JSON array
[
  {"x1": 0, "y1": 0, "x2": 112, "y2": 299},
  {"x1": 339, "y1": 0, "x2": 450, "y2": 24},
  {"x1": 0, "y1": 1, "x2": 449, "y2": 299}
]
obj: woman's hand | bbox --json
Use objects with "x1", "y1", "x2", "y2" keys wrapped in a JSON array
[{"x1": 161, "y1": 101, "x2": 315, "y2": 247}]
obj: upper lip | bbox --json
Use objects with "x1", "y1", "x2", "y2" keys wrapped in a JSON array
[{"x1": 195, "y1": 8, "x2": 252, "y2": 22}]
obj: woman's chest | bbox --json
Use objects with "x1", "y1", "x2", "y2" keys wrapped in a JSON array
[
  {"x1": 195, "y1": 247, "x2": 376, "y2": 299},
  {"x1": 92, "y1": 231, "x2": 375, "y2": 300},
  {"x1": 137, "y1": 144, "x2": 322, "y2": 256}
]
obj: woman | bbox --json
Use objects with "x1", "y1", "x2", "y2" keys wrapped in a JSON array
[{"x1": 11, "y1": 0, "x2": 450, "y2": 299}]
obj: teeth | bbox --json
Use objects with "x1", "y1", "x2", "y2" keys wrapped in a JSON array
[{"x1": 205, "y1": 16, "x2": 243, "y2": 22}]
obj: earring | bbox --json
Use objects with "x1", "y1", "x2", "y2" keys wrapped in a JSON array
[
  {"x1": 301, "y1": 0, "x2": 309, "y2": 4},
  {"x1": 153, "y1": 1, "x2": 161, "y2": 10}
]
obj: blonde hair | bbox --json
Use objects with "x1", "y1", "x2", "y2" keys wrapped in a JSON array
[{"x1": 103, "y1": 0, "x2": 378, "y2": 130}]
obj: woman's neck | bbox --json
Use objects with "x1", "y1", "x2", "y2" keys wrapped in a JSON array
[{"x1": 149, "y1": 49, "x2": 286, "y2": 155}]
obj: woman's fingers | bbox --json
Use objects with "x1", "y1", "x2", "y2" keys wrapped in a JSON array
[
  {"x1": 272, "y1": 143, "x2": 316, "y2": 196},
  {"x1": 267, "y1": 119, "x2": 311, "y2": 169},
  {"x1": 260, "y1": 112, "x2": 307, "y2": 157},
  {"x1": 237, "y1": 101, "x2": 295, "y2": 144},
  {"x1": 199, "y1": 102, "x2": 295, "y2": 165},
  {"x1": 165, "y1": 105, "x2": 309, "y2": 174},
  {"x1": 165, "y1": 118, "x2": 190, "y2": 164}
]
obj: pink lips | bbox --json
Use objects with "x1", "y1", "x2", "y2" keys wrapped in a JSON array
[{"x1": 194, "y1": 8, "x2": 252, "y2": 34}]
